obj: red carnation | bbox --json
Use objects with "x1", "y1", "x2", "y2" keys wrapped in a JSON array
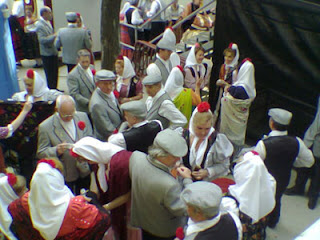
[
  {"x1": 228, "y1": 42, "x2": 234, "y2": 49},
  {"x1": 78, "y1": 121, "x2": 86, "y2": 130},
  {"x1": 76, "y1": 12, "x2": 81, "y2": 17},
  {"x1": 176, "y1": 65, "x2": 184, "y2": 73},
  {"x1": 38, "y1": 159, "x2": 56, "y2": 169},
  {"x1": 113, "y1": 90, "x2": 120, "y2": 99},
  {"x1": 113, "y1": 128, "x2": 118, "y2": 134},
  {"x1": 251, "y1": 150, "x2": 259, "y2": 156},
  {"x1": 69, "y1": 148, "x2": 80, "y2": 158},
  {"x1": 117, "y1": 55, "x2": 124, "y2": 60},
  {"x1": 91, "y1": 69, "x2": 96, "y2": 76},
  {"x1": 195, "y1": 42, "x2": 200, "y2": 48},
  {"x1": 197, "y1": 102, "x2": 211, "y2": 113},
  {"x1": 176, "y1": 227, "x2": 184, "y2": 240},
  {"x1": 26, "y1": 69, "x2": 34, "y2": 79},
  {"x1": 7, "y1": 173, "x2": 17, "y2": 186}
]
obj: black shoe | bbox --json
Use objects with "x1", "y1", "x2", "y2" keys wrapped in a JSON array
[
  {"x1": 267, "y1": 220, "x2": 277, "y2": 229},
  {"x1": 284, "y1": 187, "x2": 304, "y2": 196},
  {"x1": 308, "y1": 197, "x2": 318, "y2": 210}
]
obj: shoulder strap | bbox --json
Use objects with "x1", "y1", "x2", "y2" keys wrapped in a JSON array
[
  {"x1": 200, "y1": 130, "x2": 218, "y2": 169},
  {"x1": 182, "y1": 129, "x2": 191, "y2": 169},
  {"x1": 186, "y1": 66, "x2": 196, "y2": 78}
]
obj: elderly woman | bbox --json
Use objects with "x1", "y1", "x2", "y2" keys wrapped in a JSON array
[
  {"x1": 115, "y1": 55, "x2": 143, "y2": 104},
  {"x1": 11, "y1": 69, "x2": 62, "y2": 102},
  {"x1": 221, "y1": 151, "x2": 276, "y2": 240},
  {"x1": 182, "y1": 102, "x2": 233, "y2": 181},
  {"x1": 164, "y1": 65, "x2": 201, "y2": 125},
  {"x1": 184, "y1": 43, "x2": 212, "y2": 92},
  {"x1": 0, "y1": 172, "x2": 26, "y2": 240},
  {"x1": 8, "y1": 159, "x2": 111, "y2": 240}
]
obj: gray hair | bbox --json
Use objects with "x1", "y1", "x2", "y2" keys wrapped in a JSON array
[
  {"x1": 40, "y1": 6, "x2": 51, "y2": 16},
  {"x1": 148, "y1": 144, "x2": 169, "y2": 158},
  {"x1": 77, "y1": 49, "x2": 91, "y2": 58},
  {"x1": 56, "y1": 95, "x2": 76, "y2": 110}
]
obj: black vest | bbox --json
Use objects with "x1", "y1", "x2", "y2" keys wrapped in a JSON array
[
  {"x1": 182, "y1": 129, "x2": 218, "y2": 170},
  {"x1": 263, "y1": 135, "x2": 299, "y2": 190},
  {"x1": 123, "y1": 121, "x2": 162, "y2": 153},
  {"x1": 195, "y1": 213, "x2": 239, "y2": 240},
  {"x1": 125, "y1": 7, "x2": 135, "y2": 45}
]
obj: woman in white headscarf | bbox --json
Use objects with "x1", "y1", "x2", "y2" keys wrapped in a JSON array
[
  {"x1": 184, "y1": 43, "x2": 212, "y2": 91},
  {"x1": 71, "y1": 137, "x2": 135, "y2": 240},
  {"x1": 11, "y1": 69, "x2": 62, "y2": 102},
  {"x1": 219, "y1": 58, "x2": 256, "y2": 154},
  {"x1": 115, "y1": 56, "x2": 143, "y2": 104},
  {"x1": 8, "y1": 159, "x2": 111, "y2": 240},
  {"x1": 164, "y1": 65, "x2": 201, "y2": 125},
  {"x1": 221, "y1": 151, "x2": 276, "y2": 240},
  {"x1": 182, "y1": 102, "x2": 233, "y2": 181},
  {"x1": 0, "y1": 172, "x2": 26, "y2": 240}
]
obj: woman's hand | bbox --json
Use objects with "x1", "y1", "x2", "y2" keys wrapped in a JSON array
[
  {"x1": 22, "y1": 101, "x2": 32, "y2": 113},
  {"x1": 191, "y1": 169, "x2": 209, "y2": 180}
]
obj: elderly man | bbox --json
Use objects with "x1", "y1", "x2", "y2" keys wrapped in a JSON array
[
  {"x1": 181, "y1": 182, "x2": 242, "y2": 240},
  {"x1": 37, "y1": 95, "x2": 93, "y2": 194},
  {"x1": 130, "y1": 129, "x2": 192, "y2": 239},
  {"x1": 89, "y1": 70, "x2": 123, "y2": 141},
  {"x1": 254, "y1": 108, "x2": 314, "y2": 228},
  {"x1": 108, "y1": 100, "x2": 162, "y2": 153},
  {"x1": 36, "y1": 6, "x2": 58, "y2": 89},
  {"x1": 55, "y1": 12, "x2": 92, "y2": 72},
  {"x1": 67, "y1": 49, "x2": 95, "y2": 113},
  {"x1": 143, "y1": 73, "x2": 187, "y2": 130}
]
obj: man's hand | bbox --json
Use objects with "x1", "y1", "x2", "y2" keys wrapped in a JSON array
[
  {"x1": 192, "y1": 169, "x2": 209, "y2": 180},
  {"x1": 56, "y1": 142, "x2": 70, "y2": 156},
  {"x1": 177, "y1": 166, "x2": 192, "y2": 179}
]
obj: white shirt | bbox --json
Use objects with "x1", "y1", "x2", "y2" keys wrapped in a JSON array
[
  {"x1": 131, "y1": 7, "x2": 144, "y2": 25},
  {"x1": 79, "y1": 64, "x2": 94, "y2": 84},
  {"x1": 145, "y1": 89, "x2": 187, "y2": 130},
  {"x1": 254, "y1": 130, "x2": 314, "y2": 168},
  {"x1": 40, "y1": 16, "x2": 53, "y2": 30},
  {"x1": 146, "y1": 0, "x2": 160, "y2": 18}
]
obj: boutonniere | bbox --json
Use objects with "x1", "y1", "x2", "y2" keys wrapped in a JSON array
[
  {"x1": 78, "y1": 121, "x2": 86, "y2": 130},
  {"x1": 113, "y1": 90, "x2": 120, "y2": 99},
  {"x1": 91, "y1": 69, "x2": 96, "y2": 76},
  {"x1": 175, "y1": 227, "x2": 184, "y2": 240}
]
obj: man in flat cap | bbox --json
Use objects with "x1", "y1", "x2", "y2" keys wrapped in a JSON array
[
  {"x1": 143, "y1": 73, "x2": 187, "y2": 130},
  {"x1": 55, "y1": 12, "x2": 92, "y2": 72},
  {"x1": 253, "y1": 108, "x2": 314, "y2": 228},
  {"x1": 129, "y1": 129, "x2": 192, "y2": 239},
  {"x1": 67, "y1": 49, "x2": 95, "y2": 113},
  {"x1": 181, "y1": 182, "x2": 242, "y2": 240},
  {"x1": 89, "y1": 70, "x2": 123, "y2": 141},
  {"x1": 108, "y1": 100, "x2": 163, "y2": 153}
]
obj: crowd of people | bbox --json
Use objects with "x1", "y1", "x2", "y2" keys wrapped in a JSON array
[{"x1": 0, "y1": 1, "x2": 319, "y2": 240}]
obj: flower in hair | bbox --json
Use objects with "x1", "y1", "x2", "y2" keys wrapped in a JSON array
[
  {"x1": 91, "y1": 69, "x2": 96, "y2": 76},
  {"x1": 76, "y1": 12, "x2": 81, "y2": 17},
  {"x1": 251, "y1": 150, "x2": 259, "y2": 156},
  {"x1": 117, "y1": 55, "x2": 124, "y2": 60},
  {"x1": 228, "y1": 42, "x2": 234, "y2": 49},
  {"x1": 69, "y1": 148, "x2": 80, "y2": 158},
  {"x1": 26, "y1": 69, "x2": 34, "y2": 79},
  {"x1": 176, "y1": 227, "x2": 184, "y2": 240},
  {"x1": 7, "y1": 173, "x2": 17, "y2": 186},
  {"x1": 176, "y1": 65, "x2": 184, "y2": 73},
  {"x1": 242, "y1": 58, "x2": 252, "y2": 64},
  {"x1": 195, "y1": 43, "x2": 200, "y2": 48},
  {"x1": 78, "y1": 121, "x2": 86, "y2": 130},
  {"x1": 38, "y1": 159, "x2": 56, "y2": 168},
  {"x1": 197, "y1": 102, "x2": 211, "y2": 113}
]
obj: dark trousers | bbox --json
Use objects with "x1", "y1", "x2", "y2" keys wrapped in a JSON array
[
  {"x1": 41, "y1": 55, "x2": 58, "y2": 89},
  {"x1": 268, "y1": 181, "x2": 287, "y2": 227},
  {"x1": 149, "y1": 21, "x2": 166, "y2": 42},
  {"x1": 66, "y1": 174, "x2": 90, "y2": 195},
  {"x1": 309, "y1": 157, "x2": 320, "y2": 199},
  {"x1": 142, "y1": 230, "x2": 175, "y2": 240},
  {"x1": 67, "y1": 64, "x2": 76, "y2": 73}
]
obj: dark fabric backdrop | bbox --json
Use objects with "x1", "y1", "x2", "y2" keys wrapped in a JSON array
[{"x1": 209, "y1": 0, "x2": 320, "y2": 143}]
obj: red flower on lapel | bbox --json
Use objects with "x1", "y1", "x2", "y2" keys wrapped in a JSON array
[
  {"x1": 91, "y1": 69, "x2": 96, "y2": 76},
  {"x1": 113, "y1": 128, "x2": 118, "y2": 134},
  {"x1": 38, "y1": 159, "x2": 56, "y2": 169},
  {"x1": 113, "y1": 90, "x2": 120, "y2": 99},
  {"x1": 7, "y1": 173, "x2": 17, "y2": 186},
  {"x1": 78, "y1": 121, "x2": 86, "y2": 130},
  {"x1": 176, "y1": 227, "x2": 184, "y2": 240}
]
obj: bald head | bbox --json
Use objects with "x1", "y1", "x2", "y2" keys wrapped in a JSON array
[{"x1": 56, "y1": 95, "x2": 76, "y2": 122}]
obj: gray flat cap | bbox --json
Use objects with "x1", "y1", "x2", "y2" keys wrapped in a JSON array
[
  {"x1": 153, "y1": 129, "x2": 187, "y2": 157},
  {"x1": 268, "y1": 108, "x2": 292, "y2": 125},
  {"x1": 157, "y1": 37, "x2": 175, "y2": 51},
  {"x1": 95, "y1": 69, "x2": 116, "y2": 82},
  {"x1": 181, "y1": 182, "x2": 222, "y2": 217},
  {"x1": 65, "y1": 12, "x2": 77, "y2": 22},
  {"x1": 142, "y1": 74, "x2": 162, "y2": 85},
  {"x1": 120, "y1": 100, "x2": 147, "y2": 119}
]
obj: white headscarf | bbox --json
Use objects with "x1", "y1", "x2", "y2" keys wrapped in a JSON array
[
  {"x1": 225, "y1": 43, "x2": 239, "y2": 68},
  {"x1": 232, "y1": 60, "x2": 256, "y2": 99},
  {"x1": 120, "y1": 1, "x2": 131, "y2": 15},
  {"x1": 184, "y1": 45, "x2": 206, "y2": 78},
  {"x1": 229, "y1": 151, "x2": 276, "y2": 224},
  {"x1": 117, "y1": 56, "x2": 136, "y2": 92},
  {"x1": 188, "y1": 106, "x2": 214, "y2": 169},
  {"x1": 146, "y1": 63, "x2": 162, "y2": 77},
  {"x1": 164, "y1": 66, "x2": 184, "y2": 100},
  {"x1": 0, "y1": 174, "x2": 19, "y2": 240},
  {"x1": 29, "y1": 162, "x2": 74, "y2": 240},
  {"x1": 72, "y1": 137, "x2": 124, "y2": 192},
  {"x1": 32, "y1": 72, "x2": 50, "y2": 98}
]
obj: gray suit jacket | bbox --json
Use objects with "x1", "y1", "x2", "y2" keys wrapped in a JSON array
[
  {"x1": 129, "y1": 151, "x2": 191, "y2": 237},
  {"x1": 35, "y1": 18, "x2": 58, "y2": 56},
  {"x1": 89, "y1": 88, "x2": 123, "y2": 141},
  {"x1": 37, "y1": 112, "x2": 93, "y2": 182},
  {"x1": 55, "y1": 25, "x2": 92, "y2": 64},
  {"x1": 67, "y1": 64, "x2": 95, "y2": 113}
]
